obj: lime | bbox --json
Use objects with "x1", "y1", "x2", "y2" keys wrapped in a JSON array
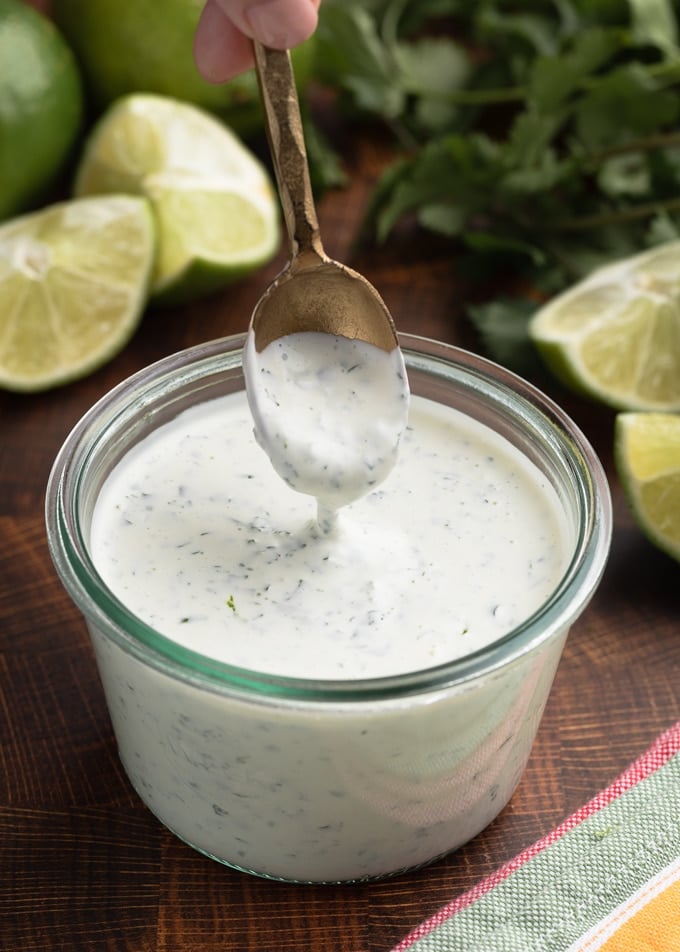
[
  {"x1": 615, "y1": 412, "x2": 680, "y2": 562},
  {"x1": 529, "y1": 242, "x2": 680, "y2": 411},
  {"x1": 0, "y1": 195, "x2": 154, "y2": 392},
  {"x1": 0, "y1": 0, "x2": 83, "y2": 221},
  {"x1": 74, "y1": 94, "x2": 280, "y2": 306},
  {"x1": 51, "y1": 0, "x2": 315, "y2": 138}
]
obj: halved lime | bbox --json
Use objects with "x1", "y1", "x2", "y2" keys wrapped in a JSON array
[
  {"x1": 529, "y1": 242, "x2": 680, "y2": 411},
  {"x1": 74, "y1": 93, "x2": 280, "y2": 305},
  {"x1": 615, "y1": 412, "x2": 680, "y2": 561},
  {"x1": 0, "y1": 195, "x2": 154, "y2": 392}
]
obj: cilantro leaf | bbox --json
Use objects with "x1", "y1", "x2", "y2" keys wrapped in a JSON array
[{"x1": 628, "y1": 0, "x2": 679, "y2": 60}]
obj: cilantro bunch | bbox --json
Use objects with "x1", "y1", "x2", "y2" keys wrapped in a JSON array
[{"x1": 314, "y1": 0, "x2": 680, "y2": 363}]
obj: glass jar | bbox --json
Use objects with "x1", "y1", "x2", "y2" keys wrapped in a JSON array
[{"x1": 46, "y1": 333, "x2": 611, "y2": 883}]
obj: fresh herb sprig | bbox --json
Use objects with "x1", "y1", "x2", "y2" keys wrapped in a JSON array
[{"x1": 313, "y1": 0, "x2": 680, "y2": 364}]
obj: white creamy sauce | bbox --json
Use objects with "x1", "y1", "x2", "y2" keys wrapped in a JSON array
[
  {"x1": 243, "y1": 330, "x2": 409, "y2": 525},
  {"x1": 90, "y1": 390, "x2": 570, "y2": 680}
]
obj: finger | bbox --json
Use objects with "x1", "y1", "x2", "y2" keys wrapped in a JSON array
[
  {"x1": 194, "y1": 0, "x2": 256, "y2": 83},
  {"x1": 213, "y1": 0, "x2": 319, "y2": 51}
]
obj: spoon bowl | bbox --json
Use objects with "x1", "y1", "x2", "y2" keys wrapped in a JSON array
[{"x1": 250, "y1": 255, "x2": 400, "y2": 353}]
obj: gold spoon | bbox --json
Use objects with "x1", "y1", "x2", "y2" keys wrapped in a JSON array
[{"x1": 248, "y1": 41, "x2": 402, "y2": 352}]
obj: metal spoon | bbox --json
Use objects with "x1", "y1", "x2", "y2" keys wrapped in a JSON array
[
  {"x1": 243, "y1": 43, "x2": 409, "y2": 519},
  {"x1": 248, "y1": 41, "x2": 402, "y2": 351}
]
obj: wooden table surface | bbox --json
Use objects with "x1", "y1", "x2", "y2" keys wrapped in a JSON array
[{"x1": 1, "y1": 125, "x2": 678, "y2": 952}]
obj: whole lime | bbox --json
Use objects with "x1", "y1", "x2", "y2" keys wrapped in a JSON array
[
  {"x1": 0, "y1": 0, "x2": 83, "y2": 221},
  {"x1": 52, "y1": 0, "x2": 316, "y2": 138}
]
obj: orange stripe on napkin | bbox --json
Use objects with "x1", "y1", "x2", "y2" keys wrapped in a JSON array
[{"x1": 575, "y1": 859, "x2": 680, "y2": 952}]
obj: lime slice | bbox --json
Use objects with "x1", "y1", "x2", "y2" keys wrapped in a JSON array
[
  {"x1": 74, "y1": 93, "x2": 280, "y2": 305},
  {"x1": 529, "y1": 242, "x2": 680, "y2": 411},
  {"x1": 615, "y1": 412, "x2": 680, "y2": 562},
  {"x1": 0, "y1": 195, "x2": 154, "y2": 392}
]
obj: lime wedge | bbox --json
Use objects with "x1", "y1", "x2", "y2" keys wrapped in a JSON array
[
  {"x1": 529, "y1": 242, "x2": 680, "y2": 411},
  {"x1": 74, "y1": 93, "x2": 280, "y2": 305},
  {"x1": 615, "y1": 412, "x2": 680, "y2": 561},
  {"x1": 0, "y1": 195, "x2": 154, "y2": 392}
]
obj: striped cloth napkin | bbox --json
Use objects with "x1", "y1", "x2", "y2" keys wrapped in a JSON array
[{"x1": 392, "y1": 721, "x2": 680, "y2": 952}]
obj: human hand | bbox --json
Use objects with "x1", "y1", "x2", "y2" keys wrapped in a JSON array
[{"x1": 194, "y1": 0, "x2": 320, "y2": 83}]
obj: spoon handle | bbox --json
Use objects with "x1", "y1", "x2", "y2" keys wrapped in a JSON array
[{"x1": 253, "y1": 42, "x2": 325, "y2": 264}]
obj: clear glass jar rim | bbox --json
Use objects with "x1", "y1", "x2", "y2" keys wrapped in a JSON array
[{"x1": 46, "y1": 333, "x2": 612, "y2": 703}]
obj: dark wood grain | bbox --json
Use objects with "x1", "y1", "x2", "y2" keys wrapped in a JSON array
[{"x1": 1, "y1": 125, "x2": 679, "y2": 952}]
